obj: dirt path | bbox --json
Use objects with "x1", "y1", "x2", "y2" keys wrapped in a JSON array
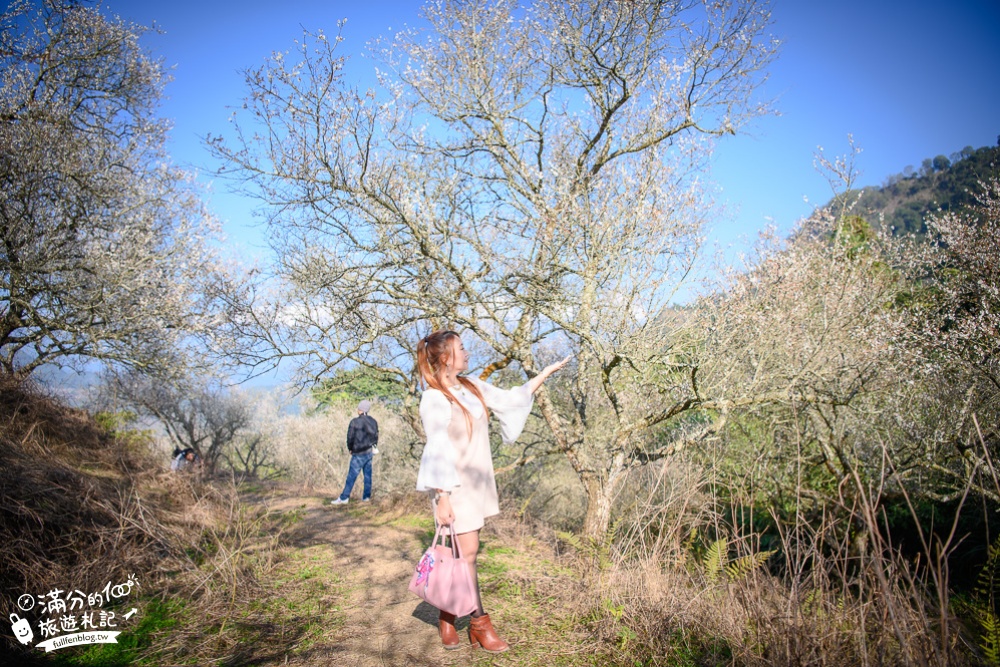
[
  {"x1": 226, "y1": 484, "x2": 596, "y2": 667},
  {"x1": 263, "y1": 490, "x2": 480, "y2": 667}
]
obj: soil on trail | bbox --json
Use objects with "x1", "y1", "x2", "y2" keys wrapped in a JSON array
[{"x1": 264, "y1": 489, "x2": 489, "y2": 667}]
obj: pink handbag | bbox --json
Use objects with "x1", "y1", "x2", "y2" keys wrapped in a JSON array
[{"x1": 408, "y1": 525, "x2": 478, "y2": 616}]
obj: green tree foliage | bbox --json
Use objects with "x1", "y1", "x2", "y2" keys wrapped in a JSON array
[
  {"x1": 828, "y1": 143, "x2": 1000, "y2": 238},
  {"x1": 834, "y1": 214, "x2": 874, "y2": 259},
  {"x1": 310, "y1": 367, "x2": 408, "y2": 410}
]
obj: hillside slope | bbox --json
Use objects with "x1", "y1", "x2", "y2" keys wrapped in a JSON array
[
  {"x1": 0, "y1": 377, "x2": 226, "y2": 662},
  {"x1": 834, "y1": 142, "x2": 1000, "y2": 235}
]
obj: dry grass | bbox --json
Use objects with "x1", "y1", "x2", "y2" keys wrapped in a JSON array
[
  {"x1": 3, "y1": 372, "x2": 980, "y2": 665},
  {"x1": 268, "y1": 399, "x2": 420, "y2": 495},
  {"x1": 132, "y1": 491, "x2": 345, "y2": 666},
  {"x1": 0, "y1": 375, "x2": 295, "y2": 665},
  {"x1": 553, "y1": 460, "x2": 984, "y2": 667},
  {"x1": 470, "y1": 511, "x2": 599, "y2": 666},
  {"x1": 0, "y1": 376, "x2": 193, "y2": 622},
  {"x1": 583, "y1": 554, "x2": 951, "y2": 666}
]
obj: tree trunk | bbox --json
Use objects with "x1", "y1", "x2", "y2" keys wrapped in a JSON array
[
  {"x1": 582, "y1": 478, "x2": 612, "y2": 539},
  {"x1": 580, "y1": 461, "x2": 626, "y2": 539}
]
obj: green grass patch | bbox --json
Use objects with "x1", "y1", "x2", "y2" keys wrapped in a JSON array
[
  {"x1": 386, "y1": 513, "x2": 434, "y2": 531},
  {"x1": 385, "y1": 513, "x2": 436, "y2": 544},
  {"x1": 345, "y1": 504, "x2": 373, "y2": 518},
  {"x1": 483, "y1": 543, "x2": 517, "y2": 556},
  {"x1": 52, "y1": 598, "x2": 185, "y2": 667},
  {"x1": 540, "y1": 557, "x2": 578, "y2": 578},
  {"x1": 277, "y1": 507, "x2": 305, "y2": 528},
  {"x1": 236, "y1": 480, "x2": 267, "y2": 494},
  {"x1": 478, "y1": 557, "x2": 511, "y2": 577},
  {"x1": 223, "y1": 544, "x2": 349, "y2": 658}
]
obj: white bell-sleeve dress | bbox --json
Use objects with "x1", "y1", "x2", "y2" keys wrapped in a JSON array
[{"x1": 416, "y1": 376, "x2": 533, "y2": 534}]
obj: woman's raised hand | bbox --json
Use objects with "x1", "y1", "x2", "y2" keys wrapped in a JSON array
[
  {"x1": 543, "y1": 355, "x2": 572, "y2": 378},
  {"x1": 528, "y1": 355, "x2": 572, "y2": 394}
]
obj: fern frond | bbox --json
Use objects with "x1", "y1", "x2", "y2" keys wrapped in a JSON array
[
  {"x1": 977, "y1": 534, "x2": 1000, "y2": 605},
  {"x1": 974, "y1": 534, "x2": 1000, "y2": 665},
  {"x1": 704, "y1": 538, "x2": 726, "y2": 584},
  {"x1": 980, "y1": 608, "x2": 1000, "y2": 666},
  {"x1": 557, "y1": 531, "x2": 613, "y2": 570},
  {"x1": 557, "y1": 531, "x2": 583, "y2": 553},
  {"x1": 725, "y1": 549, "x2": 776, "y2": 581}
]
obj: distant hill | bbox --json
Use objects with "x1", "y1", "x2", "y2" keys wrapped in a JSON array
[{"x1": 833, "y1": 141, "x2": 1000, "y2": 236}]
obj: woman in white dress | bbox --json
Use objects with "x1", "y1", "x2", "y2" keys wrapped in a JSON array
[{"x1": 416, "y1": 330, "x2": 569, "y2": 652}]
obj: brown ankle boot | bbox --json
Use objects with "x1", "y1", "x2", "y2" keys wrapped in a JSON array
[
  {"x1": 468, "y1": 613, "x2": 509, "y2": 653},
  {"x1": 438, "y1": 611, "x2": 461, "y2": 650}
]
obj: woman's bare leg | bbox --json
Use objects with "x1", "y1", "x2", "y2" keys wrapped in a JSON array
[
  {"x1": 456, "y1": 529, "x2": 484, "y2": 616},
  {"x1": 455, "y1": 528, "x2": 508, "y2": 651}
]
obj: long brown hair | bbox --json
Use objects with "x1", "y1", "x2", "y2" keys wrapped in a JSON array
[{"x1": 416, "y1": 330, "x2": 488, "y2": 435}]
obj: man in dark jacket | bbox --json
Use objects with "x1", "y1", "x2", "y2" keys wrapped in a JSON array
[{"x1": 330, "y1": 400, "x2": 378, "y2": 505}]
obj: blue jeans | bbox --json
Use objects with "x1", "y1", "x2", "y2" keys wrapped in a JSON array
[{"x1": 339, "y1": 451, "x2": 373, "y2": 501}]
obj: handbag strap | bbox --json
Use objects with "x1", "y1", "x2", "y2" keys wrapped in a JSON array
[
  {"x1": 434, "y1": 523, "x2": 464, "y2": 559},
  {"x1": 447, "y1": 525, "x2": 464, "y2": 559},
  {"x1": 431, "y1": 524, "x2": 445, "y2": 548}
]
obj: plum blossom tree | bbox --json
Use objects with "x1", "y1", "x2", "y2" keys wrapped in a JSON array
[
  {"x1": 896, "y1": 178, "x2": 1000, "y2": 499},
  {"x1": 0, "y1": 0, "x2": 228, "y2": 377},
  {"x1": 921, "y1": 179, "x2": 1000, "y2": 389},
  {"x1": 703, "y1": 173, "x2": 1000, "y2": 512},
  {"x1": 211, "y1": 0, "x2": 778, "y2": 537},
  {"x1": 109, "y1": 371, "x2": 254, "y2": 475}
]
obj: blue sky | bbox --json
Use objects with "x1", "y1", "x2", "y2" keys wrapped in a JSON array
[{"x1": 100, "y1": 0, "x2": 1000, "y2": 258}]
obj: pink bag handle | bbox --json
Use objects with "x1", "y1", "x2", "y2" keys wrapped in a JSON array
[{"x1": 433, "y1": 523, "x2": 464, "y2": 559}]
